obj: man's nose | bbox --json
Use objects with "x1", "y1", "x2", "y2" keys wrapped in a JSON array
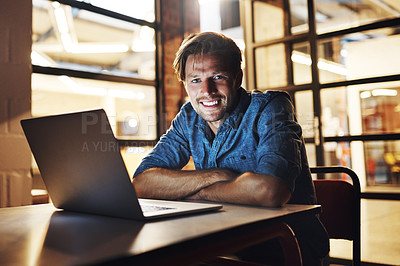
[{"x1": 202, "y1": 78, "x2": 217, "y2": 94}]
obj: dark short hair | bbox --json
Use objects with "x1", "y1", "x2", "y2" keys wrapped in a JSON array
[{"x1": 173, "y1": 32, "x2": 242, "y2": 82}]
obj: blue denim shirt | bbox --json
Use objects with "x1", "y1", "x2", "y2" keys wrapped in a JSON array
[
  {"x1": 134, "y1": 88, "x2": 315, "y2": 205},
  {"x1": 133, "y1": 88, "x2": 329, "y2": 258}
]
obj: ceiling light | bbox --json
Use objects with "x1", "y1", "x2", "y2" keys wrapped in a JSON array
[
  {"x1": 66, "y1": 43, "x2": 130, "y2": 54},
  {"x1": 317, "y1": 60, "x2": 347, "y2": 76},
  {"x1": 53, "y1": 5, "x2": 69, "y2": 34},
  {"x1": 31, "y1": 51, "x2": 55, "y2": 67},
  {"x1": 291, "y1": 51, "x2": 312, "y2": 66},
  {"x1": 360, "y1": 91, "x2": 371, "y2": 99},
  {"x1": 58, "y1": 75, "x2": 107, "y2": 96},
  {"x1": 372, "y1": 89, "x2": 398, "y2": 97},
  {"x1": 291, "y1": 51, "x2": 347, "y2": 75}
]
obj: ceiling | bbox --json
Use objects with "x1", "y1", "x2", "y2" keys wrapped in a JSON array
[{"x1": 32, "y1": 0, "x2": 400, "y2": 78}]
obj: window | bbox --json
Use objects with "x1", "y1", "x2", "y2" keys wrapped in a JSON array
[
  {"x1": 242, "y1": 0, "x2": 400, "y2": 194},
  {"x1": 32, "y1": 0, "x2": 159, "y2": 179},
  {"x1": 32, "y1": 0, "x2": 158, "y2": 141}
]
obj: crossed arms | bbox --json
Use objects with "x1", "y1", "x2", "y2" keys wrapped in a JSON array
[{"x1": 132, "y1": 168, "x2": 291, "y2": 208}]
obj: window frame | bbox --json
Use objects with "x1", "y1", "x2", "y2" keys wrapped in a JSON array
[
  {"x1": 32, "y1": 0, "x2": 163, "y2": 146},
  {"x1": 242, "y1": 0, "x2": 400, "y2": 197}
]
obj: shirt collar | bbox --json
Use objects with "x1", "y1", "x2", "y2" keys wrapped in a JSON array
[{"x1": 224, "y1": 87, "x2": 250, "y2": 130}]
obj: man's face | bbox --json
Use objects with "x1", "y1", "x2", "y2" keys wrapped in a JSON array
[{"x1": 184, "y1": 53, "x2": 242, "y2": 130}]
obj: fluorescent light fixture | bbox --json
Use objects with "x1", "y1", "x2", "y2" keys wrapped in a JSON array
[
  {"x1": 53, "y1": 4, "x2": 69, "y2": 34},
  {"x1": 360, "y1": 89, "x2": 398, "y2": 99},
  {"x1": 66, "y1": 43, "x2": 130, "y2": 54},
  {"x1": 291, "y1": 52, "x2": 312, "y2": 66},
  {"x1": 52, "y1": 3, "x2": 78, "y2": 51},
  {"x1": 58, "y1": 76, "x2": 144, "y2": 99},
  {"x1": 31, "y1": 51, "x2": 54, "y2": 67},
  {"x1": 291, "y1": 51, "x2": 347, "y2": 76},
  {"x1": 360, "y1": 91, "x2": 372, "y2": 99},
  {"x1": 372, "y1": 89, "x2": 398, "y2": 97},
  {"x1": 52, "y1": 2, "x2": 129, "y2": 54},
  {"x1": 132, "y1": 41, "x2": 155, "y2": 52},
  {"x1": 51, "y1": 1, "x2": 61, "y2": 9},
  {"x1": 60, "y1": 33, "x2": 74, "y2": 52},
  {"x1": 58, "y1": 75, "x2": 107, "y2": 96},
  {"x1": 317, "y1": 60, "x2": 347, "y2": 76}
]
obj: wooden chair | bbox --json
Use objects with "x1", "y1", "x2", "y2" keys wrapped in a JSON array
[{"x1": 310, "y1": 166, "x2": 361, "y2": 266}]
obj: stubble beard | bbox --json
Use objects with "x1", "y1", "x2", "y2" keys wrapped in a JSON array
[{"x1": 195, "y1": 95, "x2": 231, "y2": 123}]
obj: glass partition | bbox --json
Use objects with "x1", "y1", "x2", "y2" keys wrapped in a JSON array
[
  {"x1": 292, "y1": 42, "x2": 312, "y2": 85},
  {"x1": 364, "y1": 141, "x2": 400, "y2": 187},
  {"x1": 305, "y1": 143, "x2": 316, "y2": 167},
  {"x1": 321, "y1": 81, "x2": 400, "y2": 137},
  {"x1": 318, "y1": 26, "x2": 400, "y2": 84},
  {"x1": 294, "y1": 90, "x2": 314, "y2": 138},
  {"x1": 290, "y1": 0, "x2": 309, "y2": 34},
  {"x1": 255, "y1": 44, "x2": 287, "y2": 89},
  {"x1": 360, "y1": 85, "x2": 400, "y2": 134},
  {"x1": 253, "y1": 0, "x2": 285, "y2": 42},
  {"x1": 324, "y1": 141, "x2": 352, "y2": 169},
  {"x1": 32, "y1": 73, "x2": 157, "y2": 139},
  {"x1": 321, "y1": 87, "x2": 349, "y2": 137},
  {"x1": 244, "y1": 0, "x2": 400, "y2": 193}
]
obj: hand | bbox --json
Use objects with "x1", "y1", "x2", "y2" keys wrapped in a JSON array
[
  {"x1": 185, "y1": 171, "x2": 291, "y2": 207},
  {"x1": 185, "y1": 168, "x2": 237, "y2": 200}
]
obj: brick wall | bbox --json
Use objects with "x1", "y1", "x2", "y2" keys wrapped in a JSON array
[
  {"x1": 0, "y1": 0, "x2": 32, "y2": 207},
  {"x1": 161, "y1": 0, "x2": 200, "y2": 131}
]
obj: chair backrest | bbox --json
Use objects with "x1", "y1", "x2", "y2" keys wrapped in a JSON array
[{"x1": 310, "y1": 166, "x2": 361, "y2": 266}]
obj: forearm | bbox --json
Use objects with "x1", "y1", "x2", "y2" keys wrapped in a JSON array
[
  {"x1": 188, "y1": 172, "x2": 291, "y2": 207},
  {"x1": 132, "y1": 167, "x2": 237, "y2": 200}
]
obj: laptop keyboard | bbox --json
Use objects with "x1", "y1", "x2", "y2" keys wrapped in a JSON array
[{"x1": 140, "y1": 204, "x2": 175, "y2": 213}]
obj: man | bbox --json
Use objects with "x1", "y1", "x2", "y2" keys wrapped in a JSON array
[{"x1": 133, "y1": 32, "x2": 329, "y2": 265}]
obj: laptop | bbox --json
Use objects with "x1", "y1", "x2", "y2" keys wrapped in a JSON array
[{"x1": 21, "y1": 109, "x2": 222, "y2": 220}]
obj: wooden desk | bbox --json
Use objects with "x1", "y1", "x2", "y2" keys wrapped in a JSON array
[{"x1": 0, "y1": 203, "x2": 320, "y2": 266}]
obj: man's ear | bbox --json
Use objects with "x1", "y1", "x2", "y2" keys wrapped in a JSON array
[{"x1": 235, "y1": 70, "x2": 243, "y2": 89}]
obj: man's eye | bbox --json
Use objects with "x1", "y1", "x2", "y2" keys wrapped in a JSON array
[
  {"x1": 191, "y1": 78, "x2": 201, "y2": 83},
  {"x1": 214, "y1": 75, "x2": 225, "y2": 80}
]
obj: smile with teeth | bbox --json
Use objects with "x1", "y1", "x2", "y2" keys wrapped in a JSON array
[{"x1": 201, "y1": 100, "x2": 219, "y2": 107}]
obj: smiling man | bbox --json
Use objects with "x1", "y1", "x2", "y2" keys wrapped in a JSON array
[
  {"x1": 184, "y1": 52, "x2": 242, "y2": 134},
  {"x1": 132, "y1": 32, "x2": 329, "y2": 265}
]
